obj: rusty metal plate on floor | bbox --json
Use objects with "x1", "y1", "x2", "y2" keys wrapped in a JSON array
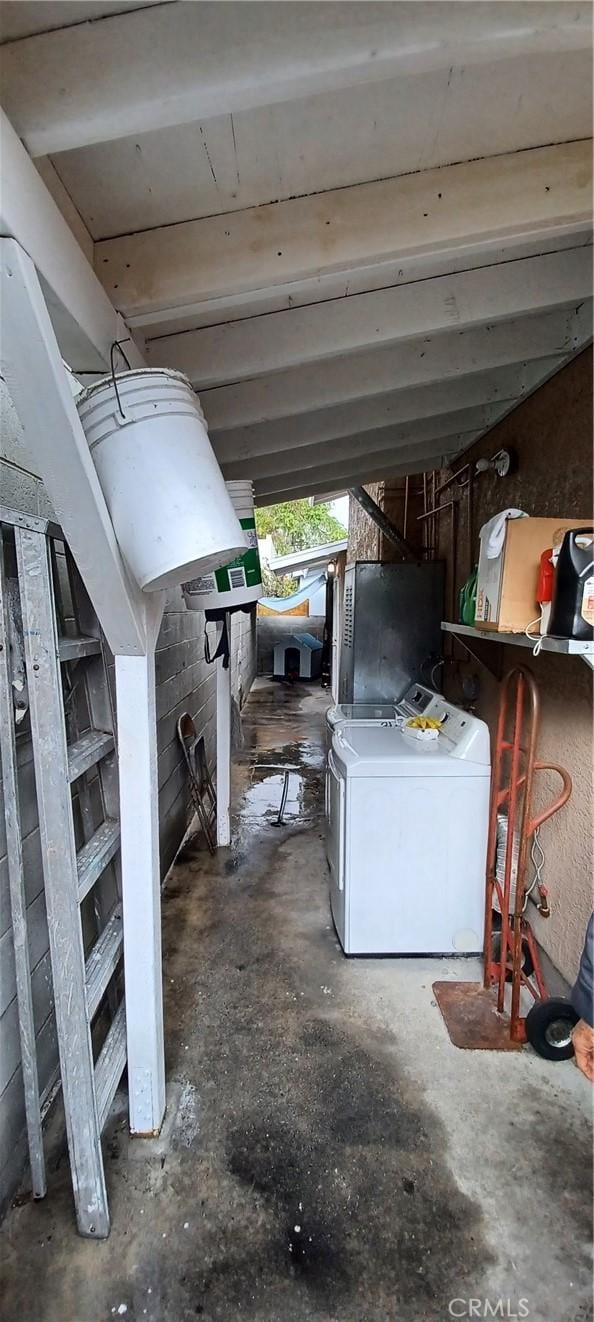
[{"x1": 433, "y1": 981, "x2": 522, "y2": 1051}]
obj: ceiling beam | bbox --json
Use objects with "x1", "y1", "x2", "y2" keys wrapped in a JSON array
[
  {"x1": 310, "y1": 492, "x2": 348, "y2": 507},
  {"x1": 253, "y1": 339, "x2": 594, "y2": 506},
  {"x1": 0, "y1": 108, "x2": 142, "y2": 372},
  {"x1": 254, "y1": 452, "x2": 463, "y2": 507},
  {"x1": 220, "y1": 404, "x2": 510, "y2": 483},
  {"x1": 200, "y1": 306, "x2": 590, "y2": 432},
  {"x1": 97, "y1": 142, "x2": 593, "y2": 325},
  {"x1": 2, "y1": 2, "x2": 590, "y2": 157},
  {"x1": 210, "y1": 360, "x2": 561, "y2": 463},
  {"x1": 147, "y1": 247, "x2": 592, "y2": 387},
  {"x1": 134, "y1": 234, "x2": 591, "y2": 339},
  {"x1": 253, "y1": 435, "x2": 471, "y2": 499}
]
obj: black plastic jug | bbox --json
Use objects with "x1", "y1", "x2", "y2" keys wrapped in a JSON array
[{"x1": 548, "y1": 527, "x2": 594, "y2": 641}]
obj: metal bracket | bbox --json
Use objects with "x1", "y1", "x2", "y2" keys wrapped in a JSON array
[{"x1": 448, "y1": 629, "x2": 504, "y2": 680}]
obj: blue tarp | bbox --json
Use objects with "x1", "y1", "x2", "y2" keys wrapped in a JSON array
[{"x1": 258, "y1": 571, "x2": 326, "y2": 613}]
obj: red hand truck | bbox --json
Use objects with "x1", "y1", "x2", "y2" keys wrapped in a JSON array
[{"x1": 434, "y1": 668, "x2": 577, "y2": 1057}]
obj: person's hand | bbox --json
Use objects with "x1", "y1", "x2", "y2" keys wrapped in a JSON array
[{"x1": 572, "y1": 1019, "x2": 594, "y2": 1082}]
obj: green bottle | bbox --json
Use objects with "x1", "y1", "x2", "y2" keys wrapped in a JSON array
[{"x1": 459, "y1": 566, "x2": 478, "y2": 625}]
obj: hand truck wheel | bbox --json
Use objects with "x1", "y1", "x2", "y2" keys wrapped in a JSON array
[{"x1": 525, "y1": 997, "x2": 579, "y2": 1061}]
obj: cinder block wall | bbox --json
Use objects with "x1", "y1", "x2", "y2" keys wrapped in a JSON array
[{"x1": 0, "y1": 381, "x2": 256, "y2": 1211}]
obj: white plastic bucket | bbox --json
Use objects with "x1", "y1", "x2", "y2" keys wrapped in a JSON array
[
  {"x1": 76, "y1": 369, "x2": 247, "y2": 592},
  {"x1": 183, "y1": 480, "x2": 263, "y2": 610}
]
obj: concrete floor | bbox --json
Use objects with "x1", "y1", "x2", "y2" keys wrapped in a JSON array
[{"x1": 1, "y1": 679, "x2": 592, "y2": 1322}]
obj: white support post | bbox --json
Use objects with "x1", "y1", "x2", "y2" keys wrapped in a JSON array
[
  {"x1": 216, "y1": 615, "x2": 232, "y2": 847},
  {"x1": 1, "y1": 235, "x2": 168, "y2": 1140},
  {"x1": 115, "y1": 647, "x2": 165, "y2": 1135}
]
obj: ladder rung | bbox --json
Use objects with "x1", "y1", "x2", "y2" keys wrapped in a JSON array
[
  {"x1": 85, "y1": 906, "x2": 123, "y2": 1020},
  {"x1": 95, "y1": 1000, "x2": 127, "y2": 1133},
  {"x1": 77, "y1": 820, "x2": 120, "y2": 903},
  {"x1": 67, "y1": 730, "x2": 115, "y2": 783},
  {"x1": 59, "y1": 635, "x2": 102, "y2": 661}
]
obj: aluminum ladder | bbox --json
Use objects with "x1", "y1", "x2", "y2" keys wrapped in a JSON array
[{"x1": 0, "y1": 506, "x2": 125, "y2": 1237}]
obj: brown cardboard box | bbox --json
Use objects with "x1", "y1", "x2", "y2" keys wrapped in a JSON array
[{"x1": 475, "y1": 517, "x2": 591, "y2": 633}]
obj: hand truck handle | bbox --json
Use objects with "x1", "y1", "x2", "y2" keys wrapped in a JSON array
[{"x1": 527, "y1": 761, "x2": 572, "y2": 835}]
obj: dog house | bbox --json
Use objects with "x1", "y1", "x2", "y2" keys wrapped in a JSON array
[{"x1": 273, "y1": 632, "x2": 323, "y2": 680}]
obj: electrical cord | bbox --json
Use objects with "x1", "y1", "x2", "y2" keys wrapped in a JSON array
[
  {"x1": 430, "y1": 658, "x2": 444, "y2": 689},
  {"x1": 525, "y1": 615, "x2": 545, "y2": 657},
  {"x1": 527, "y1": 827, "x2": 548, "y2": 914}
]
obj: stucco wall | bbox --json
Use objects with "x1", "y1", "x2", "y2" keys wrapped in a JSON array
[
  {"x1": 0, "y1": 380, "x2": 256, "y2": 1211},
  {"x1": 438, "y1": 349, "x2": 593, "y2": 984},
  {"x1": 343, "y1": 353, "x2": 592, "y2": 984}
]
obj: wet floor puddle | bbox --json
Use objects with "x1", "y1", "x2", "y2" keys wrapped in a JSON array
[{"x1": 241, "y1": 767, "x2": 321, "y2": 823}]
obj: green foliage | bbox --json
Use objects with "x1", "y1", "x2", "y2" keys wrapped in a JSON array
[
  {"x1": 256, "y1": 500, "x2": 347, "y2": 555},
  {"x1": 260, "y1": 564, "x2": 298, "y2": 599}
]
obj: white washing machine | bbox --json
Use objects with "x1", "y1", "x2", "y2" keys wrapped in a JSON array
[
  {"x1": 326, "y1": 701, "x2": 490, "y2": 955},
  {"x1": 324, "y1": 685, "x2": 443, "y2": 856},
  {"x1": 324, "y1": 684, "x2": 442, "y2": 843}
]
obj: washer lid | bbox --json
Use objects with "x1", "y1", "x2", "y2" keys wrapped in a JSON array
[
  {"x1": 332, "y1": 724, "x2": 490, "y2": 778},
  {"x1": 326, "y1": 703, "x2": 399, "y2": 728}
]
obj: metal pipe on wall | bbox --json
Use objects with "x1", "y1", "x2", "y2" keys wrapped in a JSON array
[
  {"x1": 451, "y1": 500, "x2": 458, "y2": 623},
  {"x1": 467, "y1": 468, "x2": 475, "y2": 578},
  {"x1": 416, "y1": 499, "x2": 455, "y2": 522},
  {"x1": 435, "y1": 463, "x2": 471, "y2": 497},
  {"x1": 423, "y1": 473, "x2": 428, "y2": 558}
]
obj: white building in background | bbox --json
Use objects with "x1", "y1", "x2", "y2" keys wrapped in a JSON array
[
  {"x1": 257, "y1": 534, "x2": 277, "y2": 570},
  {"x1": 268, "y1": 539, "x2": 348, "y2": 616},
  {"x1": 297, "y1": 568, "x2": 326, "y2": 617}
]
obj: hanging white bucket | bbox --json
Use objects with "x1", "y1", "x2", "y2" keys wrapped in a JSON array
[
  {"x1": 183, "y1": 480, "x2": 263, "y2": 610},
  {"x1": 76, "y1": 369, "x2": 247, "y2": 592}
]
